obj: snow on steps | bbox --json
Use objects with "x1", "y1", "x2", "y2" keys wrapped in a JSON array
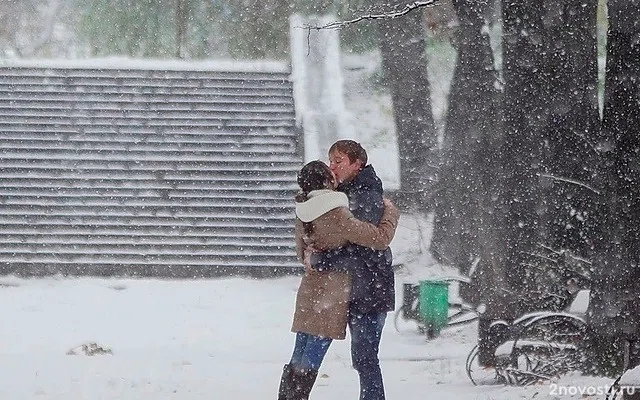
[{"x1": 0, "y1": 60, "x2": 303, "y2": 278}]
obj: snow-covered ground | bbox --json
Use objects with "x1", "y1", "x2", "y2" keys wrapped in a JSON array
[{"x1": 0, "y1": 213, "x2": 614, "y2": 399}]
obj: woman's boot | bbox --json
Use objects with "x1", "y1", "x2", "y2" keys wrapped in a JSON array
[
  {"x1": 278, "y1": 364, "x2": 294, "y2": 400},
  {"x1": 289, "y1": 368, "x2": 318, "y2": 400}
]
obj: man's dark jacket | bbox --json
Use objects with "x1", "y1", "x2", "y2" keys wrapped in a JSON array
[{"x1": 312, "y1": 165, "x2": 395, "y2": 314}]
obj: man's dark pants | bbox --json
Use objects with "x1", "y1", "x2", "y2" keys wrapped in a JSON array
[{"x1": 349, "y1": 310, "x2": 387, "y2": 400}]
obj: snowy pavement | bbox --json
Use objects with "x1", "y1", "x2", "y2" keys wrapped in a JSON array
[
  {"x1": 0, "y1": 275, "x2": 615, "y2": 400},
  {"x1": 0, "y1": 214, "x2": 615, "y2": 399}
]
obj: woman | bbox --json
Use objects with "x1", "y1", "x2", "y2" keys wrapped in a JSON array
[{"x1": 278, "y1": 160, "x2": 399, "y2": 400}]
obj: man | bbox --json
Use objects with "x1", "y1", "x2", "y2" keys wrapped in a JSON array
[{"x1": 308, "y1": 140, "x2": 395, "y2": 400}]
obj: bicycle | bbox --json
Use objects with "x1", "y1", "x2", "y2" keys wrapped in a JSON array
[
  {"x1": 465, "y1": 289, "x2": 591, "y2": 386},
  {"x1": 393, "y1": 276, "x2": 479, "y2": 339},
  {"x1": 463, "y1": 248, "x2": 594, "y2": 386}
]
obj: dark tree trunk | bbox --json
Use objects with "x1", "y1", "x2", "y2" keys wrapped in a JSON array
[
  {"x1": 538, "y1": 0, "x2": 599, "y2": 257},
  {"x1": 500, "y1": 0, "x2": 547, "y2": 314},
  {"x1": 501, "y1": 0, "x2": 599, "y2": 316},
  {"x1": 431, "y1": 0, "x2": 503, "y2": 297},
  {"x1": 377, "y1": 4, "x2": 438, "y2": 209},
  {"x1": 587, "y1": 0, "x2": 640, "y2": 378},
  {"x1": 525, "y1": 0, "x2": 600, "y2": 314},
  {"x1": 175, "y1": 0, "x2": 187, "y2": 59},
  {"x1": 431, "y1": 0, "x2": 509, "y2": 367}
]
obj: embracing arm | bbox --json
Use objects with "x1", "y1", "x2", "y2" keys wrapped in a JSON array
[
  {"x1": 334, "y1": 199, "x2": 400, "y2": 250},
  {"x1": 294, "y1": 218, "x2": 306, "y2": 263}
]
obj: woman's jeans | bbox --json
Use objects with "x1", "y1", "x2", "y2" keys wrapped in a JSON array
[
  {"x1": 349, "y1": 311, "x2": 387, "y2": 400},
  {"x1": 289, "y1": 332, "x2": 332, "y2": 371}
]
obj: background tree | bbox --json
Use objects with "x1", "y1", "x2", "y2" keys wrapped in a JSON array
[
  {"x1": 0, "y1": 0, "x2": 70, "y2": 57},
  {"x1": 376, "y1": 0, "x2": 438, "y2": 208},
  {"x1": 537, "y1": 0, "x2": 599, "y2": 261},
  {"x1": 430, "y1": 0, "x2": 506, "y2": 366},
  {"x1": 223, "y1": 0, "x2": 293, "y2": 58},
  {"x1": 499, "y1": 0, "x2": 545, "y2": 315},
  {"x1": 431, "y1": 0, "x2": 510, "y2": 365},
  {"x1": 75, "y1": 0, "x2": 178, "y2": 57},
  {"x1": 175, "y1": 0, "x2": 187, "y2": 58},
  {"x1": 588, "y1": 0, "x2": 640, "y2": 377},
  {"x1": 431, "y1": 0, "x2": 502, "y2": 295},
  {"x1": 499, "y1": 0, "x2": 600, "y2": 308},
  {"x1": 71, "y1": 0, "x2": 381, "y2": 60}
]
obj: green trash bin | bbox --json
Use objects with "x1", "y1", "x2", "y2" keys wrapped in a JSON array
[{"x1": 419, "y1": 280, "x2": 450, "y2": 338}]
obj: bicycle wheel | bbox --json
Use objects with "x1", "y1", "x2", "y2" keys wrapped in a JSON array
[
  {"x1": 393, "y1": 297, "x2": 423, "y2": 334},
  {"x1": 605, "y1": 376, "x2": 622, "y2": 400},
  {"x1": 502, "y1": 313, "x2": 587, "y2": 384},
  {"x1": 447, "y1": 303, "x2": 478, "y2": 328},
  {"x1": 465, "y1": 344, "x2": 501, "y2": 385}
]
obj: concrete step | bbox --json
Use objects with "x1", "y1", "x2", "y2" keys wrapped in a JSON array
[{"x1": 0, "y1": 62, "x2": 302, "y2": 277}]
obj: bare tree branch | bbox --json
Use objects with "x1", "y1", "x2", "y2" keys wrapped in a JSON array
[
  {"x1": 299, "y1": 1, "x2": 439, "y2": 30},
  {"x1": 537, "y1": 173, "x2": 601, "y2": 195}
]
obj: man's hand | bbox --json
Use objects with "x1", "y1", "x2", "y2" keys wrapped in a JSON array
[
  {"x1": 302, "y1": 234, "x2": 315, "y2": 247},
  {"x1": 383, "y1": 198, "x2": 397, "y2": 213},
  {"x1": 303, "y1": 246, "x2": 319, "y2": 274}
]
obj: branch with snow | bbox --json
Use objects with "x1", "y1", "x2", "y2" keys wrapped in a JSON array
[
  {"x1": 537, "y1": 173, "x2": 601, "y2": 195},
  {"x1": 299, "y1": 1, "x2": 439, "y2": 31}
]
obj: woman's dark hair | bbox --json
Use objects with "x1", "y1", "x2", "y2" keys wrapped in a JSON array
[
  {"x1": 296, "y1": 160, "x2": 333, "y2": 201},
  {"x1": 296, "y1": 160, "x2": 334, "y2": 236}
]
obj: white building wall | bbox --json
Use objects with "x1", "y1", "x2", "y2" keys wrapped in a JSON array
[{"x1": 289, "y1": 14, "x2": 348, "y2": 162}]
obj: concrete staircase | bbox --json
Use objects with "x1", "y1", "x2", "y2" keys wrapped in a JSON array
[{"x1": 0, "y1": 60, "x2": 303, "y2": 277}]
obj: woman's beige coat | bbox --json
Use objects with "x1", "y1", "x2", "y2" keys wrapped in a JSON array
[{"x1": 291, "y1": 190, "x2": 399, "y2": 339}]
